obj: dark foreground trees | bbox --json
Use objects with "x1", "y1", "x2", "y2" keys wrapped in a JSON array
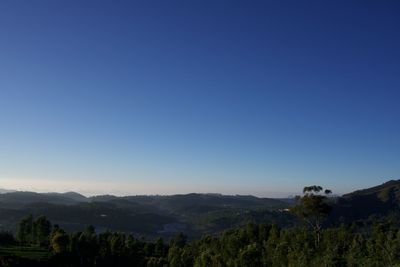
[
  {"x1": 4, "y1": 214, "x2": 400, "y2": 266},
  {"x1": 17, "y1": 215, "x2": 51, "y2": 246}
]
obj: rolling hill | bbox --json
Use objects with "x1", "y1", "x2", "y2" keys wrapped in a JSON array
[
  {"x1": 330, "y1": 179, "x2": 400, "y2": 223},
  {"x1": 0, "y1": 191, "x2": 292, "y2": 238}
]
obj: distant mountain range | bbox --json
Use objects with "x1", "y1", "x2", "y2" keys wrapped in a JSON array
[
  {"x1": 0, "y1": 191, "x2": 89, "y2": 208},
  {"x1": 0, "y1": 180, "x2": 399, "y2": 238},
  {"x1": 0, "y1": 188, "x2": 16, "y2": 194}
]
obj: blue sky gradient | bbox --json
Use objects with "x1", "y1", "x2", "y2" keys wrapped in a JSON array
[{"x1": 0, "y1": 1, "x2": 399, "y2": 196}]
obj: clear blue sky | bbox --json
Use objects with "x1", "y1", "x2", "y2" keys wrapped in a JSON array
[{"x1": 0, "y1": 1, "x2": 399, "y2": 196}]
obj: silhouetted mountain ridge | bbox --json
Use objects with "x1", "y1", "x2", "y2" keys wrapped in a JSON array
[
  {"x1": 331, "y1": 179, "x2": 400, "y2": 222},
  {"x1": 0, "y1": 188, "x2": 16, "y2": 194},
  {"x1": 0, "y1": 191, "x2": 85, "y2": 208},
  {"x1": 343, "y1": 180, "x2": 400, "y2": 202},
  {"x1": 45, "y1": 191, "x2": 89, "y2": 202}
]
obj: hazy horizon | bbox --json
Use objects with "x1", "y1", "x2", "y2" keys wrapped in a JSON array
[
  {"x1": 0, "y1": 1, "x2": 399, "y2": 196},
  {"x1": 0, "y1": 177, "x2": 303, "y2": 197},
  {"x1": 0, "y1": 177, "x2": 395, "y2": 198}
]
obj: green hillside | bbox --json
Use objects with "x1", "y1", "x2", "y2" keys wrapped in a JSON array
[{"x1": 0, "y1": 192, "x2": 291, "y2": 238}]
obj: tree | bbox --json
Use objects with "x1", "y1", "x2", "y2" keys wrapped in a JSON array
[
  {"x1": 77, "y1": 227, "x2": 99, "y2": 266},
  {"x1": 239, "y1": 243, "x2": 262, "y2": 267},
  {"x1": 50, "y1": 229, "x2": 69, "y2": 254},
  {"x1": 33, "y1": 215, "x2": 51, "y2": 247},
  {"x1": 110, "y1": 233, "x2": 126, "y2": 256},
  {"x1": 17, "y1": 214, "x2": 33, "y2": 244},
  {"x1": 170, "y1": 233, "x2": 187, "y2": 248},
  {"x1": 291, "y1": 185, "x2": 333, "y2": 244}
]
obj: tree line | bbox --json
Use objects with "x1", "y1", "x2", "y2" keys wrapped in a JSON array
[{"x1": 1, "y1": 216, "x2": 400, "y2": 266}]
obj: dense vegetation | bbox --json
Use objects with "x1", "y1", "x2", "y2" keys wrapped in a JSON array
[{"x1": 1, "y1": 216, "x2": 400, "y2": 266}]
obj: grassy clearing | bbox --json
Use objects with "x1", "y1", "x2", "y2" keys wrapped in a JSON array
[{"x1": 0, "y1": 246, "x2": 50, "y2": 261}]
